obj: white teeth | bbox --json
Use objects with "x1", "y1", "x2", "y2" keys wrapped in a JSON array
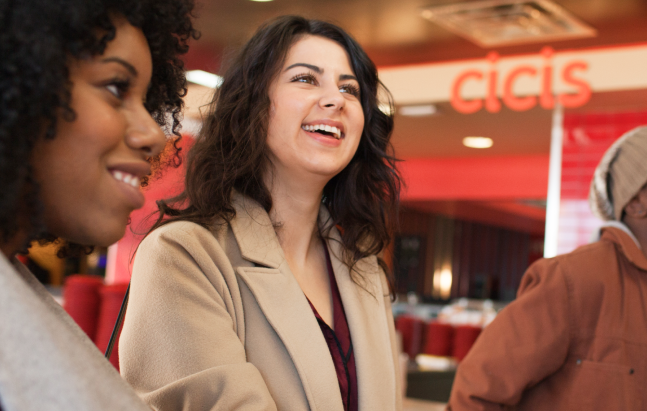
[
  {"x1": 111, "y1": 170, "x2": 140, "y2": 188},
  {"x1": 301, "y1": 124, "x2": 342, "y2": 139}
]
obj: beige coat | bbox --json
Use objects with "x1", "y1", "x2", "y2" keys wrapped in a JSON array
[
  {"x1": 447, "y1": 225, "x2": 647, "y2": 410},
  {"x1": 120, "y1": 194, "x2": 402, "y2": 411}
]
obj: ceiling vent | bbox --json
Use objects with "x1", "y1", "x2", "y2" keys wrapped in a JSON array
[{"x1": 421, "y1": 0, "x2": 596, "y2": 47}]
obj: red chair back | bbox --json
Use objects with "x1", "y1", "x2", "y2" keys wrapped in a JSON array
[
  {"x1": 423, "y1": 322, "x2": 454, "y2": 357},
  {"x1": 453, "y1": 325, "x2": 482, "y2": 361},
  {"x1": 63, "y1": 275, "x2": 103, "y2": 341},
  {"x1": 395, "y1": 315, "x2": 426, "y2": 358}
]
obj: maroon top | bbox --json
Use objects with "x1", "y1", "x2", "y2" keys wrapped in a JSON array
[{"x1": 306, "y1": 245, "x2": 358, "y2": 411}]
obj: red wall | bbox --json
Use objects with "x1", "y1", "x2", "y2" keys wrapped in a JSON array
[{"x1": 400, "y1": 155, "x2": 549, "y2": 201}]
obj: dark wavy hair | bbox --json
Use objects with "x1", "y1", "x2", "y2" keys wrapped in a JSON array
[
  {"x1": 155, "y1": 15, "x2": 400, "y2": 289},
  {"x1": 0, "y1": 0, "x2": 198, "y2": 253}
]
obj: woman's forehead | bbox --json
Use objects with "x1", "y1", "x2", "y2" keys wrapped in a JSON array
[{"x1": 283, "y1": 36, "x2": 354, "y2": 74}]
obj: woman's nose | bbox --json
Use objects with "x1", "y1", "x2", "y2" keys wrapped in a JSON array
[
  {"x1": 320, "y1": 84, "x2": 346, "y2": 111},
  {"x1": 125, "y1": 105, "x2": 166, "y2": 158}
]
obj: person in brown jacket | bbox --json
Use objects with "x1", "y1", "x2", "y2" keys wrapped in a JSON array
[{"x1": 447, "y1": 125, "x2": 647, "y2": 411}]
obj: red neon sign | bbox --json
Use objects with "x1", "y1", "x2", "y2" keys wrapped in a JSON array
[{"x1": 450, "y1": 47, "x2": 592, "y2": 114}]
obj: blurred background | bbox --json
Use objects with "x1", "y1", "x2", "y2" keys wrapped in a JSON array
[{"x1": 25, "y1": 0, "x2": 647, "y2": 408}]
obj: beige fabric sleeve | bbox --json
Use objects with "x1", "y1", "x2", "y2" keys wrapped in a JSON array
[{"x1": 119, "y1": 224, "x2": 277, "y2": 411}]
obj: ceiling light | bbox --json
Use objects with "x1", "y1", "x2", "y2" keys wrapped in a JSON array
[
  {"x1": 399, "y1": 104, "x2": 437, "y2": 117},
  {"x1": 186, "y1": 70, "x2": 223, "y2": 88},
  {"x1": 250, "y1": 0, "x2": 273, "y2": 2},
  {"x1": 463, "y1": 136, "x2": 493, "y2": 149}
]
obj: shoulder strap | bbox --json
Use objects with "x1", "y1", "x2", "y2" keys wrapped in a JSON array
[{"x1": 104, "y1": 283, "x2": 130, "y2": 360}]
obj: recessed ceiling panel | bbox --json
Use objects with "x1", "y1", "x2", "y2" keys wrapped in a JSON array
[{"x1": 421, "y1": 0, "x2": 597, "y2": 47}]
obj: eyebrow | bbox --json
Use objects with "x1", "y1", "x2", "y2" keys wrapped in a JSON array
[
  {"x1": 101, "y1": 57, "x2": 138, "y2": 76},
  {"x1": 285, "y1": 63, "x2": 358, "y2": 82},
  {"x1": 285, "y1": 63, "x2": 322, "y2": 73}
]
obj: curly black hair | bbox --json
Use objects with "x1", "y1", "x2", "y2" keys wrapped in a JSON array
[{"x1": 0, "y1": 0, "x2": 198, "y2": 250}]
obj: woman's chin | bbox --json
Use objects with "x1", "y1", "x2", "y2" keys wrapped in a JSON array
[
  {"x1": 61, "y1": 224, "x2": 128, "y2": 249},
  {"x1": 296, "y1": 160, "x2": 349, "y2": 180}
]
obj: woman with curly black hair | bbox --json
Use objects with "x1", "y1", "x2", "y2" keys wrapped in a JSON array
[
  {"x1": 121, "y1": 15, "x2": 403, "y2": 411},
  {"x1": 0, "y1": 0, "x2": 197, "y2": 409}
]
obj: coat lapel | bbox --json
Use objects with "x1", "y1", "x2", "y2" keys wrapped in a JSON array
[
  {"x1": 323, "y1": 210, "x2": 397, "y2": 411},
  {"x1": 230, "y1": 194, "x2": 344, "y2": 411}
]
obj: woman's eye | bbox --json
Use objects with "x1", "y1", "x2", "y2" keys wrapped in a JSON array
[
  {"x1": 340, "y1": 83, "x2": 360, "y2": 98},
  {"x1": 106, "y1": 84, "x2": 120, "y2": 97},
  {"x1": 290, "y1": 73, "x2": 318, "y2": 85},
  {"x1": 105, "y1": 79, "x2": 130, "y2": 100}
]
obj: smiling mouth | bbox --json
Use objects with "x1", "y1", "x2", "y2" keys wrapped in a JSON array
[
  {"x1": 110, "y1": 170, "x2": 141, "y2": 188},
  {"x1": 302, "y1": 124, "x2": 343, "y2": 140}
]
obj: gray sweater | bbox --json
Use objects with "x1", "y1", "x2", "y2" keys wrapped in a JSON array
[{"x1": 0, "y1": 254, "x2": 150, "y2": 411}]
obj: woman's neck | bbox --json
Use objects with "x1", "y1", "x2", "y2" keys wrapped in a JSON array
[
  {"x1": 0, "y1": 232, "x2": 28, "y2": 260},
  {"x1": 266, "y1": 169, "x2": 327, "y2": 271},
  {"x1": 1, "y1": 245, "x2": 14, "y2": 260}
]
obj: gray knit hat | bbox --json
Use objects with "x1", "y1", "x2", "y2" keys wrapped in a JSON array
[{"x1": 589, "y1": 126, "x2": 647, "y2": 221}]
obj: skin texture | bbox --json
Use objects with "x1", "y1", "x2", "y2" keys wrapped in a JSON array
[
  {"x1": 623, "y1": 183, "x2": 647, "y2": 257},
  {"x1": 265, "y1": 35, "x2": 364, "y2": 327},
  {"x1": 28, "y1": 18, "x2": 165, "y2": 251}
]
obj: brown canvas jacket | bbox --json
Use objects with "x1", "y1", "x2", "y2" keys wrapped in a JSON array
[
  {"x1": 447, "y1": 226, "x2": 647, "y2": 410},
  {"x1": 119, "y1": 193, "x2": 402, "y2": 411}
]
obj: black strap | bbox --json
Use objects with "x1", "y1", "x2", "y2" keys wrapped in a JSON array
[{"x1": 104, "y1": 283, "x2": 130, "y2": 360}]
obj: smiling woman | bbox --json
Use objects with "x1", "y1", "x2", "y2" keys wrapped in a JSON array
[
  {"x1": 120, "y1": 15, "x2": 402, "y2": 411},
  {"x1": 30, "y1": 18, "x2": 165, "y2": 247},
  {"x1": 0, "y1": 0, "x2": 197, "y2": 409}
]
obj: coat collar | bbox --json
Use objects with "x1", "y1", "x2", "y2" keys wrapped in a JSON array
[
  {"x1": 601, "y1": 225, "x2": 647, "y2": 271},
  {"x1": 229, "y1": 193, "x2": 285, "y2": 268},
  {"x1": 229, "y1": 192, "x2": 397, "y2": 410},
  {"x1": 230, "y1": 193, "x2": 343, "y2": 410}
]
